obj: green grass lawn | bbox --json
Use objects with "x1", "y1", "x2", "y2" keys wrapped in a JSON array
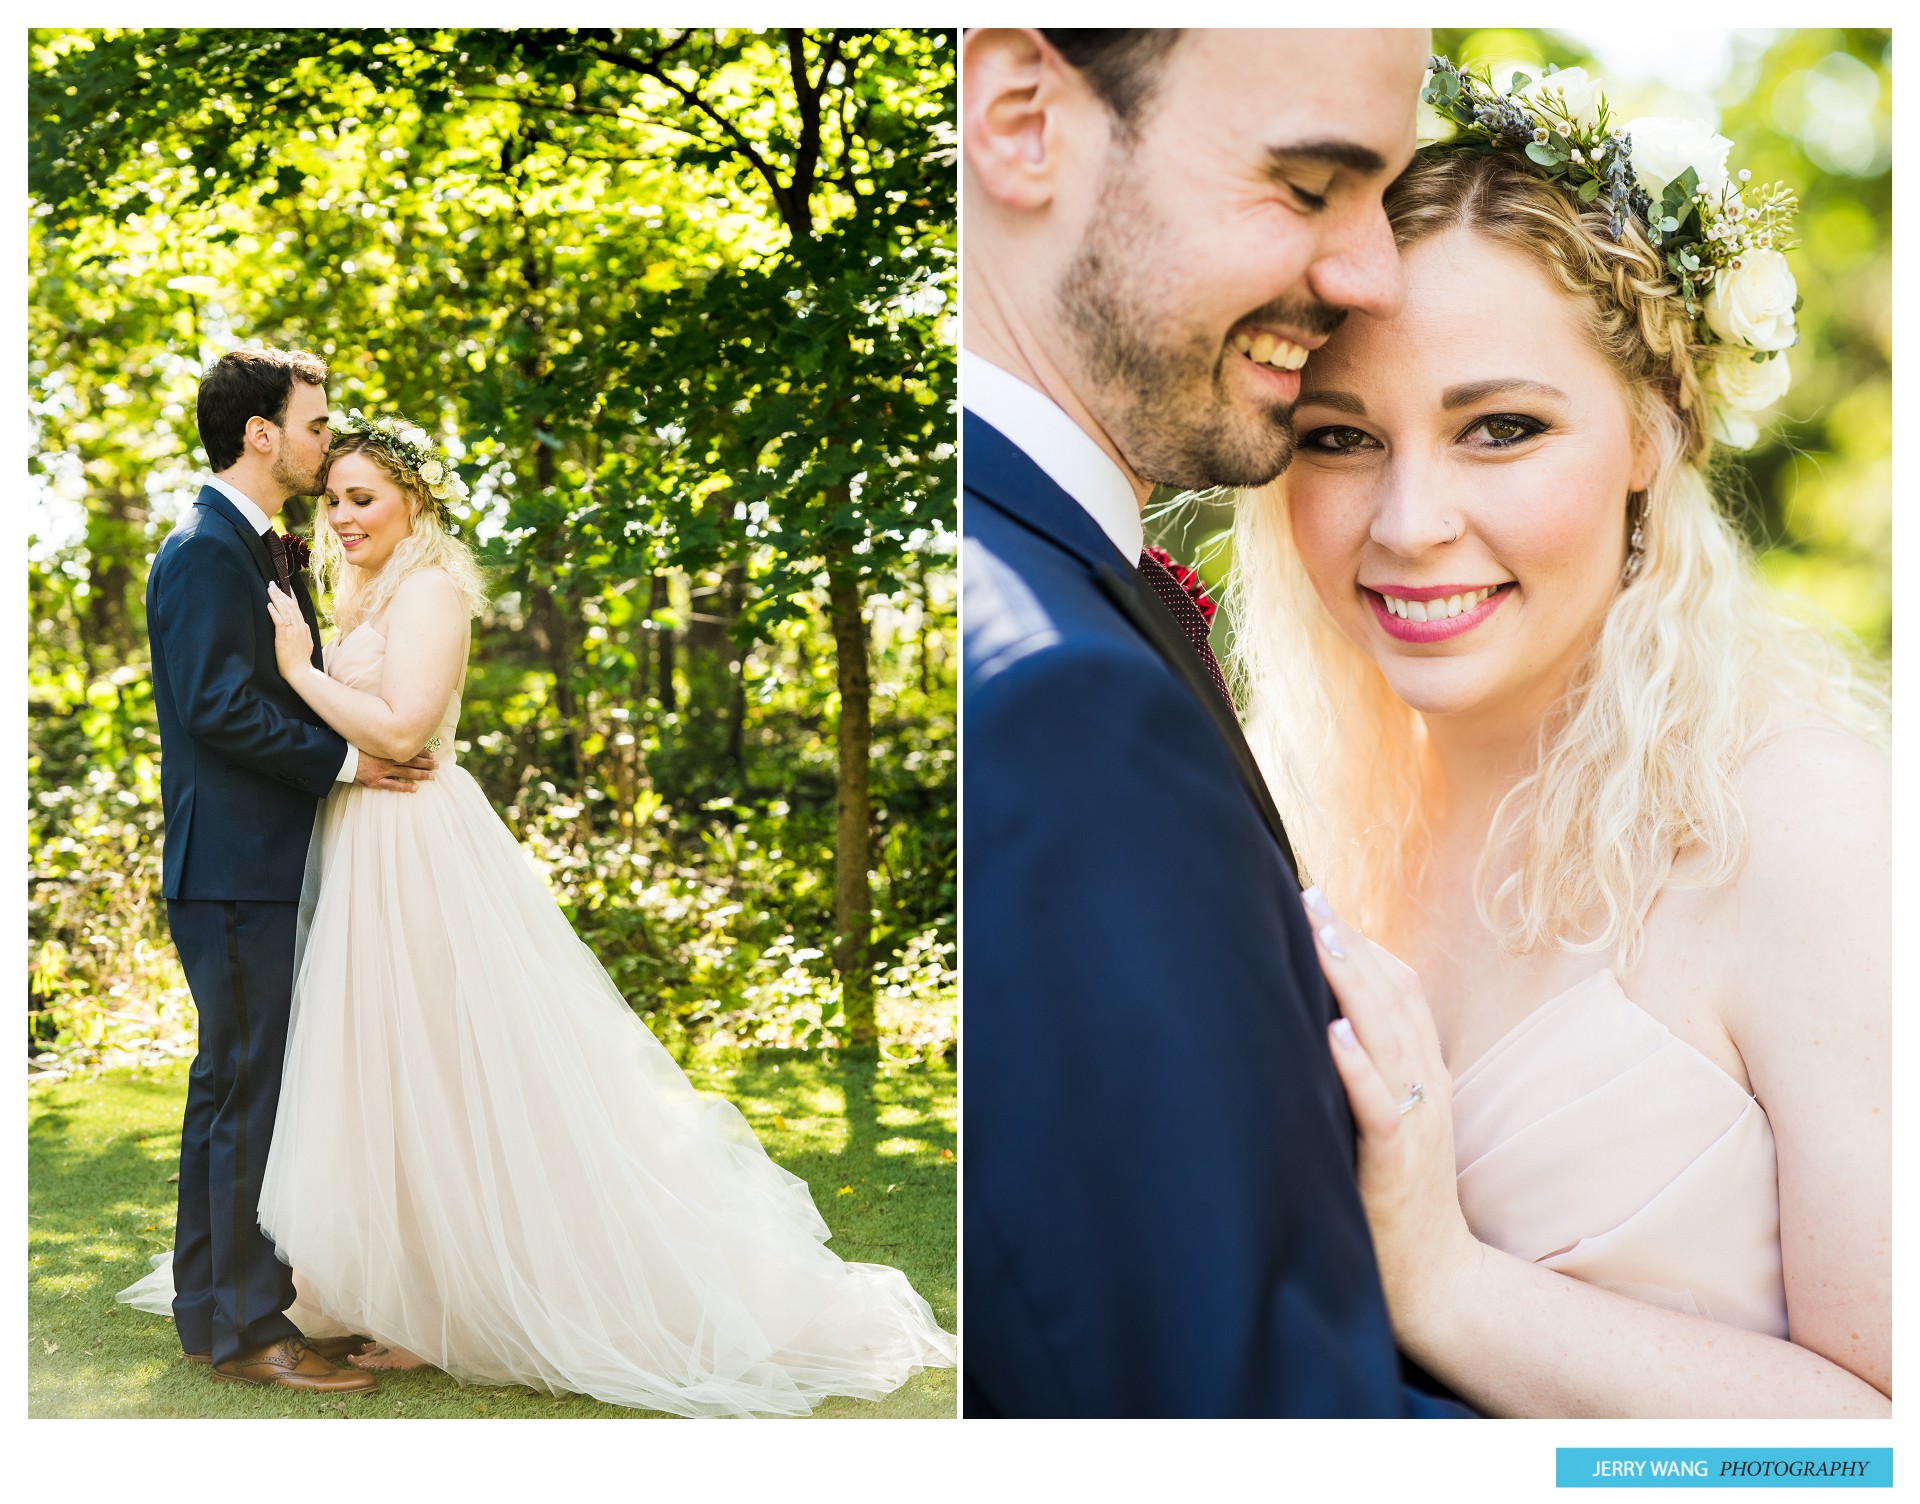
[{"x1": 27, "y1": 1049, "x2": 956, "y2": 1419}]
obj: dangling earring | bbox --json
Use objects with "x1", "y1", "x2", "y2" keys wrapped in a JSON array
[{"x1": 1620, "y1": 489, "x2": 1648, "y2": 585}]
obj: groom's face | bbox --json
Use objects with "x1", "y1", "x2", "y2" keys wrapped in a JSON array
[
  {"x1": 1056, "y1": 31, "x2": 1424, "y2": 491},
  {"x1": 269, "y1": 380, "x2": 334, "y2": 497}
]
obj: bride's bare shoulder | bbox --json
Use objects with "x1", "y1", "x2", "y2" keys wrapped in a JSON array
[
  {"x1": 1736, "y1": 723, "x2": 1889, "y2": 867},
  {"x1": 389, "y1": 565, "x2": 468, "y2": 617},
  {"x1": 1721, "y1": 723, "x2": 1889, "y2": 1027}
]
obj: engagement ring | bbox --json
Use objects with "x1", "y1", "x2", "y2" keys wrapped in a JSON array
[{"x1": 1396, "y1": 1083, "x2": 1428, "y2": 1116}]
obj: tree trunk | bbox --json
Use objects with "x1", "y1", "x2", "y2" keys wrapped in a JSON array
[
  {"x1": 722, "y1": 561, "x2": 747, "y2": 775},
  {"x1": 826, "y1": 532, "x2": 874, "y2": 1045},
  {"x1": 651, "y1": 571, "x2": 677, "y2": 712},
  {"x1": 915, "y1": 548, "x2": 933, "y2": 697},
  {"x1": 528, "y1": 581, "x2": 584, "y2": 782}
]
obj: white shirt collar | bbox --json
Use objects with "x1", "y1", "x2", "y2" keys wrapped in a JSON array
[
  {"x1": 205, "y1": 475, "x2": 273, "y2": 535},
  {"x1": 962, "y1": 351, "x2": 1143, "y2": 564}
]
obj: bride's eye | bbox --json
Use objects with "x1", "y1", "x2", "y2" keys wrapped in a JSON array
[
  {"x1": 1301, "y1": 425, "x2": 1376, "y2": 454},
  {"x1": 1465, "y1": 413, "x2": 1548, "y2": 448}
]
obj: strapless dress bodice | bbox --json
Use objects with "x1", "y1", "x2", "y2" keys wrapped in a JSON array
[
  {"x1": 1451, "y1": 969, "x2": 1788, "y2": 1337},
  {"x1": 324, "y1": 615, "x2": 462, "y2": 765}
]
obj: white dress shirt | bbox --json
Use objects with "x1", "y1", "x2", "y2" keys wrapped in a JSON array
[
  {"x1": 205, "y1": 475, "x2": 357, "y2": 784},
  {"x1": 962, "y1": 351, "x2": 1143, "y2": 565}
]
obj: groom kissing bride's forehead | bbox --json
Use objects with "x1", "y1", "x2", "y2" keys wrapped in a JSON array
[{"x1": 967, "y1": 28, "x2": 1424, "y2": 495}]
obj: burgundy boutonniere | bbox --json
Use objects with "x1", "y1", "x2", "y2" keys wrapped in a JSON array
[
  {"x1": 1142, "y1": 545, "x2": 1218, "y2": 625},
  {"x1": 281, "y1": 533, "x2": 312, "y2": 574}
]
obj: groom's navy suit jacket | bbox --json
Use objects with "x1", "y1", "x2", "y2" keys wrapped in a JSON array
[
  {"x1": 963, "y1": 414, "x2": 1462, "y2": 1417},
  {"x1": 147, "y1": 486, "x2": 346, "y2": 901}
]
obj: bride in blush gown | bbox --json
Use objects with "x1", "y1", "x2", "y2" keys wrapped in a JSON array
[
  {"x1": 133, "y1": 414, "x2": 953, "y2": 1416},
  {"x1": 1224, "y1": 68, "x2": 1888, "y2": 1417}
]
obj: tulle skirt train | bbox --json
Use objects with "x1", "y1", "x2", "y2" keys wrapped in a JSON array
[{"x1": 237, "y1": 765, "x2": 951, "y2": 1415}]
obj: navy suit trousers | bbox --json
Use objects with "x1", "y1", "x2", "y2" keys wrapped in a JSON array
[{"x1": 165, "y1": 898, "x2": 303, "y2": 1363}]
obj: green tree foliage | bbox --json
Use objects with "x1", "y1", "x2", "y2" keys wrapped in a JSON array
[{"x1": 29, "y1": 27, "x2": 956, "y2": 1071}]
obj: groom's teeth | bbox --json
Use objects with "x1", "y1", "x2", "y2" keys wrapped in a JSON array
[
  {"x1": 1235, "y1": 332, "x2": 1312, "y2": 371},
  {"x1": 1269, "y1": 338, "x2": 1309, "y2": 371}
]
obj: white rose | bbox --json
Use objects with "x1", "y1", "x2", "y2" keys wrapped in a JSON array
[
  {"x1": 1623, "y1": 115, "x2": 1733, "y2": 198},
  {"x1": 1515, "y1": 66, "x2": 1603, "y2": 132},
  {"x1": 400, "y1": 425, "x2": 429, "y2": 450},
  {"x1": 1710, "y1": 405, "x2": 1760, "y2": 450},
  {"x1": 1709, "y1": 349, "x2": 1791, "y2": 413},
  {"x1": 418, "y1": 458, "x2": 446, "y2": 485},
  {"x1": 1704, "y1": 249, "x2": 1798, "y2": 351}
]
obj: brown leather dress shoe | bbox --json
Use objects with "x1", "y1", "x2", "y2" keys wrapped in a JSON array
[
  {"x1": 188, "y1": 1333, "x2": 367, "y2": 1366},
  {"x1": 210, "y1": 1337, "x2": 378, "y2": 1392}
]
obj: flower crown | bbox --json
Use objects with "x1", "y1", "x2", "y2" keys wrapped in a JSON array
[
  {"x1": 337, "y1": 409, "x2": 471, "y2": 520},
  {"x1": 1422, "y1": 57, "x2": 1800, "y2": 448}
]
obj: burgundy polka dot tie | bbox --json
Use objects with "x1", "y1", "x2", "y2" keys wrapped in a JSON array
[
  {"x1": 1137, "y1": 548, "x2": 1232, "y2": 710},
  {"x1": 264, "y1": 529, "x2": 293, "y2": 594}
]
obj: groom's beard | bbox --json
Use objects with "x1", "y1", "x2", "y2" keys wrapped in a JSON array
[
  {"x1": 1055, "y1": 161, "x2": 1344, "y2": 492},
  {"x1": 271, "y1": 447, "x2": 324, "y2": 502}
]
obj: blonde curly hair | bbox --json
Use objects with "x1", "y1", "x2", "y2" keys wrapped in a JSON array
[
  {"x1": 1227, "y1": 151, "x2": 1886, "y2": 961},
  {"x1": 312, "y1": 431, "x2": 487, "y2": 636}
]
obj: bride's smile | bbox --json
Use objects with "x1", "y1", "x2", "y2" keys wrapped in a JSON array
[
  {"x1": 1284, "y1": 225, "x2": 1652, "y2": 721},
  {"x1": 1363, "y1": 581, "x2": 1512, "y2": 641}
]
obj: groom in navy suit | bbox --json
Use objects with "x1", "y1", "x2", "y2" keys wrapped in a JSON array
[
  {"x1": 146, "y1": 348, "x2": 431, "y2": 1391},
  {"x1": 962, "y1": 29, "x2": 1467, "y2": 1415}
]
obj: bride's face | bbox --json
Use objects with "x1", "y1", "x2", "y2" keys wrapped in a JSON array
[
  {"x1": 324, "y1": 450, "x2": 414, "y2": 573},
  {"x1": 1284, "y1": 225, "x2": 1652, "y2": 724}
]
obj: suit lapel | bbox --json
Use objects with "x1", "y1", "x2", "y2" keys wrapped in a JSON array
[
  {"x1": 194, "y1": 486, "x2": 278, "y2": 587},
  {"x1": 195, "y1": 487, "x2": 326, "y2": 673},
  {"x1": 966, "y1": 414, "x2": 1305, "y2": 887},
  {"x1": 292, "y1": 572, "x2": 326, "y2": 672},
  {"x1": 1095, "y1": 562, "x2": 1302, "y2": 886}
]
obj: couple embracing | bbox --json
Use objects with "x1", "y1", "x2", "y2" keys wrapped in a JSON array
[
  {"x1": 962, "y1": 29, "x2": 1889, "y2": 1417},
  {"x1": 124, "y1": 348, "x2": 954, "y2": 1412}
]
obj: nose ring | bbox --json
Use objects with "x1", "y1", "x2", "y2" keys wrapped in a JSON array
[{"x1": 1443, "y1": 518, "x2": 1460, "y2": 544}]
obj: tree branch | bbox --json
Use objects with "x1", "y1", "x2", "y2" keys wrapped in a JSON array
[
  {"x1": 784, "y1": 28, "x2": 825, "y2": 233},
  {"x1": 591, "y1": 38, "x2": 802, "y2": 234}
]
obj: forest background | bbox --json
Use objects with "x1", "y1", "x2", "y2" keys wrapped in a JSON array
[
  {"x1": 1150, "y1": 27, "x2": 1894, "y2": 672},
  {"x1": 28, "y1": 27, "x2": 958, "y2": 1079}
]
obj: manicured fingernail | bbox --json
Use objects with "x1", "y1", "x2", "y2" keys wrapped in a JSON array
[
  {"x1": 1303, "y1": 884, "x2": 1333, "y2": 919},
  {"x1": 1332, "y1": 1017, "x2": 1358, "y2": 1050},
  {"x1": 1317, "y1": 923, "x2": 1345, "y2": 960}
]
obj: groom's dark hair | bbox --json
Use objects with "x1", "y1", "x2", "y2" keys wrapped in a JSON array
[
  {"x1": 196, "y1": 347, "x2": 330, "y2": 471},
  {"x1": 1040, "y1": 30, "x2": 1183, "y2": 134}
]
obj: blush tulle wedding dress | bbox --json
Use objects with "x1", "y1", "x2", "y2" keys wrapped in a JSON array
[{"x1": 119, "y1": 603, "x2": 955, "y2": 1415}]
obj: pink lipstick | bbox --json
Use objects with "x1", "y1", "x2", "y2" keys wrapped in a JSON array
[{"x1": 1364, "y1": 582, "x2": 1513, "y2": 644}]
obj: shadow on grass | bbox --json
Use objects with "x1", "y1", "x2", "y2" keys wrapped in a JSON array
[{"x1": 28, "y1": 1053, "x2": 954, "y2": 1420}]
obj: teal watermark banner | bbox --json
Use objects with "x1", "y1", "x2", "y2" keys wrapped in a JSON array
[{"x1": 1558, "y1": 1449, "x2": 1892, "y2": 1488}]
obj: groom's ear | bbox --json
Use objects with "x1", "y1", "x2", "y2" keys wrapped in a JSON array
[{"x1": 963, "y1": 29, "x2": 1076, "y2": 212}]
